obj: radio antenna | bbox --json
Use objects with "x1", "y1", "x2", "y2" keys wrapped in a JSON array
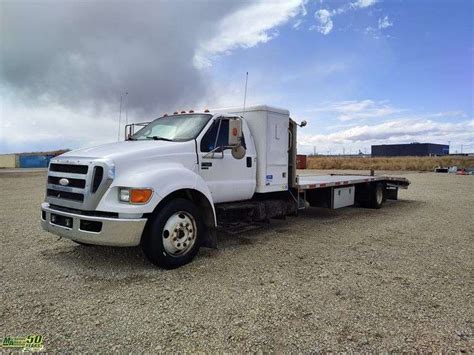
[
  {"x1": 118, "y1": 94, "x2": 123, "y2": 141},
  {"x1": 117, "y1": 91, "x2": 128, "y2": 141},
  {"x1": 242, "y1": 72, "x2": 248, "y2": 116}
]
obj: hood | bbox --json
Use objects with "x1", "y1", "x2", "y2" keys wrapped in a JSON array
[{"x1": 60, "y1": 140, "x2": 195, "y2": 162}]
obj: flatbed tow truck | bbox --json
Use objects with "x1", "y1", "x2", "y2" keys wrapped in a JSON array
[{"x1": 41, "y1": 105, "x2": 409, "y2": 268}]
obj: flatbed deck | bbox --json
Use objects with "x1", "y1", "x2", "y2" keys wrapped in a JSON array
[{"x1": 296, "y1": 174, "x2": 410, "y2": 190}]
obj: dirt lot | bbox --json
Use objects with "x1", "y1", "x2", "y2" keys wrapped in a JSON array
[{"x1": 1, "y1": 170, "x2": 472, "y2": 352}]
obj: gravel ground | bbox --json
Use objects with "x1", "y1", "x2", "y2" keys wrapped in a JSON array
[{"x1": 1, "y1": 170, "x2": 472, "y2": 352}]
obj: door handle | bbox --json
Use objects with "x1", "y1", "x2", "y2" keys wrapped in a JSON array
[{"x1": 201, "y1": 162, "x2": 212, "y2": 170}]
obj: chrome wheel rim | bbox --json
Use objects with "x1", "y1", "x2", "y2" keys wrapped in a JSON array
[{"x1": 162, "y1": 211, "x2": 197, "y2": 256}]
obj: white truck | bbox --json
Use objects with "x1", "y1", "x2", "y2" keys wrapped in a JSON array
[{"x1": 41, "y1": 105, "x2": 410, "y2": 269}]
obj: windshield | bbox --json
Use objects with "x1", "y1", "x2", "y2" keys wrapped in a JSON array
[{"x1": 131, "y1": 114, "x2": 212, "y2": 141}]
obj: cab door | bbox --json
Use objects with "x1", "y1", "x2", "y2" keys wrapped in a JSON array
[{"x1": 197, "y1": 117, "x2": 256, "y2": 203}]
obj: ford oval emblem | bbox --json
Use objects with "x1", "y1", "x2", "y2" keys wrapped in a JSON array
[{"x1": 59, "y1": 178, "x2": 70, "y2": 186}]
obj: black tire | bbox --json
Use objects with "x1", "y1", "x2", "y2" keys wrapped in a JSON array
[
  {"x1": 142, "y1": 198, "x2": 203, "y2": 269},
  {"x1": 369, "y1": 182, "x2": 385, "y2": 209}
]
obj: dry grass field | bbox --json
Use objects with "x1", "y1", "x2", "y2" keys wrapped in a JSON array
[{"x1": 307, "y1": 156, "x2": 474, "y2": 171}]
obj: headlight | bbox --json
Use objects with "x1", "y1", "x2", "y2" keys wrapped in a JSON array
[
  {"x1": 119, "y1": 188, "x2": 153, "y2": 204},
  {"x1": 119, "y1": 188, "x2": 130, "y2": 202}
]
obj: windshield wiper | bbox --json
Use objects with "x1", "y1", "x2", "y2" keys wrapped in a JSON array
[{"x1": 145, "y1": 136, "x2": 173, "y2": 141}]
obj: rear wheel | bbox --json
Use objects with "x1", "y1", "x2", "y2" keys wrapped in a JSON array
[
  {"x1": 142, "y1": 198, "x2": 202, "y2": 269},
  {"x1": 369, "y1": 182, "x2": 385, "y2": 209}
]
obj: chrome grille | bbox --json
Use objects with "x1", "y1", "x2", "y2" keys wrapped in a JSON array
[
  {"x1": 47, "y1": 188, "x2": 84, "y2": 202},
  {"x1": 47, "y1": 176, "x2": 86, "y2": 189},
  {"x1": 50, "y1": 163, "x2": 88, "y2": 174},
  {"x1": 45, "y1": 158, "x2": 114, "y2": 210}
]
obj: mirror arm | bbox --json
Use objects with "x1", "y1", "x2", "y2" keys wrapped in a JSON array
[{"x1": 203, "y1": 146, "x2": 225, "y2": 159}]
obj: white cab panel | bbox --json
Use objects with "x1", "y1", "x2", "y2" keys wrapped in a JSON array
[
  {"x1": 212, "y1": 105, "x2": 289, "y2": 193},
  {"x1": 197, "y1": 117, "x2": 256, "y2": 203}
]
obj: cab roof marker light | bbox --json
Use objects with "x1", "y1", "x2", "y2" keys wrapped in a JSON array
[
  {"x1": 181, "y1": 110, "x2": 186, "y2": 114},
  {"x1": 204, "y1": 109, "x2": 210, "y2": 113},
  {"x1": 173, "y1": 111, "x2": 179, "y2": 115},
  {"x1": 189, "y1": 110, "x2": 194, "y2": 113}
]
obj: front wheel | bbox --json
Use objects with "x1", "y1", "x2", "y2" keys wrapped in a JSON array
[{"x1": 142, "y1": 198, "x2": 203, "y2": 269}]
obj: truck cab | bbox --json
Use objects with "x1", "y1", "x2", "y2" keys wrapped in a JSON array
[{"x1": 41, "y1": 106, "x2": 279, "y2": 268}]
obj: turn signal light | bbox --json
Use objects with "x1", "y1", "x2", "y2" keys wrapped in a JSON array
[
  {"x1": 119, "y1": 188, "x2": 153, "y2": 204},
  {"x1": 130, "y1": 189, "x2": 153, "y2": 204}
]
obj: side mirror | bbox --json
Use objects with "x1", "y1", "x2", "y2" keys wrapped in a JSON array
[
  {"x1": 231, "y1": 145, "x2": 246, "y2": 159},
  {"x1": 228, "y1": 118, "x2": 246, "y2": 159},
  {"x1": 228, "y1": 118, "x2": 243, "y2": 146}
]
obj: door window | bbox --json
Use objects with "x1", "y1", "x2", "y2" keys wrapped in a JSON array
[
  {"x1": 200, "y1": 119, "x2": 246, "y2": 152},
  {"x1": 200, "y1": 119, "x2": 229, "y2": 152}
]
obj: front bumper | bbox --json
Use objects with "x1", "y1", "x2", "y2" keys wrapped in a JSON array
[{"x1": 40, "y1": 202, "x2": 147, "y2": 246}]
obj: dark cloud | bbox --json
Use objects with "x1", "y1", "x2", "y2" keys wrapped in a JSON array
[{"x1": 0, "y1": 0, "x2": 245, "y2": 114}]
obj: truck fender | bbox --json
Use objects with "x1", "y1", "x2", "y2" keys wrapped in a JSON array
[
  {"x1": 152, "y1": 168, "x2": 214, "y2": 219},
  {"x1": 146, "y1": 167, "x2": 218, "y2": 249},
  {"x1": 97, "y1": 164, "x2": 218, "y2": 248},
  {"x1": 97, "y1": 165, "x2": 215, "y2": 222}
]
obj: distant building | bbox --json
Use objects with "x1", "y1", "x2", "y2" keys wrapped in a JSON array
[
  {"x1": 0, "y1": 150, "x2": 69, "y2": 168},
  {"x1": 371, "y1": 143, "x2": 449, "y2": 157}
]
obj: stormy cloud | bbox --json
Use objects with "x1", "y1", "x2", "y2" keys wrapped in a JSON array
[
  {"x1": 1, "y1": 0, "x2": 252, "y2": 114},
  {"x1": 0, "y1": 0, "x2": 306, "y2": 153}
]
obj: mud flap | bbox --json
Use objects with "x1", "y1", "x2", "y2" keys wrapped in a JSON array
[
  {"x1": 201, "y1": 228, "x2": 218, "y2": 249},
  {"x1": 385, "y1": 186, "x2": 398, "y2": 200}
]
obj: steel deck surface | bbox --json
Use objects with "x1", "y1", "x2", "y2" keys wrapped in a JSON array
[{"x1": 296, "y1": 174, "x2": 409, "y2": 189}]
